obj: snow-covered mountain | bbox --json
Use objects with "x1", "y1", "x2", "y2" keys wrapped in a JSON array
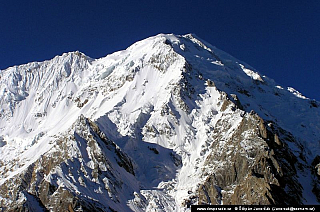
[{"x1": 0, "y1": 34, "x2": 319, "y2": 211}]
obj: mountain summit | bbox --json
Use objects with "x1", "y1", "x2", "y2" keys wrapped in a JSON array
[{"x1": 0, "y1": 34, "x2": 319, "y2": 211}]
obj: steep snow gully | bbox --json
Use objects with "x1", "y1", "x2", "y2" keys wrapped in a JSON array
[{"x1": 0, "y1": 34, "x2": 319, "y2": 211}]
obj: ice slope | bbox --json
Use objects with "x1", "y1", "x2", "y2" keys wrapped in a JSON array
[{"x1": 0, "y1": 33, "x2": 319, "y2": 210}]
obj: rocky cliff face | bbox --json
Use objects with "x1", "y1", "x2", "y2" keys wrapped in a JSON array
[
  {"x1": 0, "y1": 34, "x2": 319, "y2": 211},
  {"x1": 197, "y1": 110, "x2": 303, "y2": 205},
  {"x1": 0, "y1": 115, "x2": 137, "y2": 211}
]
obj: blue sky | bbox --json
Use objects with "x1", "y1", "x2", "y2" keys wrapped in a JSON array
[{"x1": 1, "y1": 0, "x2": 319, "y2": 100}]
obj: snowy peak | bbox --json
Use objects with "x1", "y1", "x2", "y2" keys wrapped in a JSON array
[
  {"x1": 0, "y1": 50, "x2": 93, "y2": 138},
  {"x1": 0, "y1": 33, "x2": 320, "y2": 211}
]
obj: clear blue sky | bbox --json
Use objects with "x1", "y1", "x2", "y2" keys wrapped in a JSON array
[{"x1": 1, "y1": 0, "x2": 319, "y2": 100}]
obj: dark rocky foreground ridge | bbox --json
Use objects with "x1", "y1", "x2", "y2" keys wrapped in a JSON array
[{"x1": 0, "y1": 34, "x2": 319, "y2": 211}]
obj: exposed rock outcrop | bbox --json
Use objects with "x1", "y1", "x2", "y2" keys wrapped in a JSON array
[
  {"x1": 0, "y1": 115, "x2": 136, "y2": 211},
  {"x1": 197, "y1": 107, "x2": 303, "y2": 205}
]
